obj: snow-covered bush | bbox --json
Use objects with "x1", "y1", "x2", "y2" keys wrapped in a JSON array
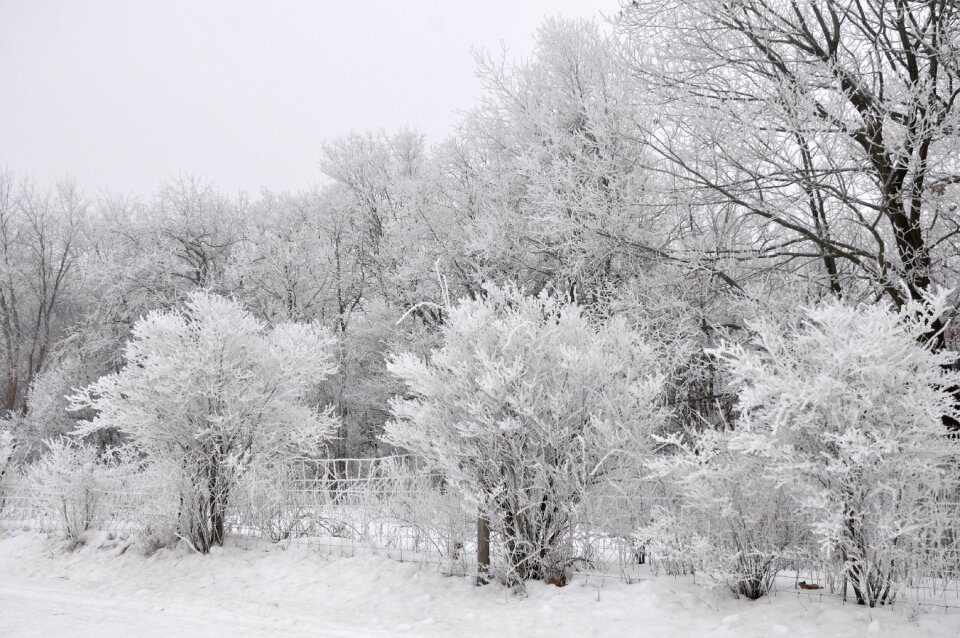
[
  {"x1": 714, "y1": 292, "x2": 960, "y2": 606},
  {"x1": 634, "y1": 488, "x2": 702, "y2": 577},
  {"x1": 385, "y1": 283, "x2": 666, "y2": 583},
  {"x1": 25, "y1": 438, "x2": 111, "y2": 541},
  {"x1": 124, "y1": 458, "x2": 182, "y2": 555},
  {"x1": 0, "y1": 427, "x2": 16, "y2": 509},
  {"x1": 235, "y1": 461, "x2": 316, "y2": 543},
  {"x1": 69, "y1": 292, "x2": 340, "y2": 553},
  {"x1": 373, "y1": 459, "x2": 473, "y2": 563},
  {"x1": 649, "y1": 429, "x2": 807, "y2": 599}
]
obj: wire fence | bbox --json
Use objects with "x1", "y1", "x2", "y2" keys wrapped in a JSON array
[{"x1": 1, "y1": 455, "x2": 958, "y2": 612}]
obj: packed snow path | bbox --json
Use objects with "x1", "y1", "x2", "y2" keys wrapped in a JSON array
[{"x1": 1, "y1": 531, "x2": 957, "y2": 637}]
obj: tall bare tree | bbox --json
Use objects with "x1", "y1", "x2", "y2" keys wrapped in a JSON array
[
  {"x1": 0, "y1": 173, "x2": 86, "y2": 413},
  {"x1": 618, "y1": 0, "x2": 960, "y2": 315}
]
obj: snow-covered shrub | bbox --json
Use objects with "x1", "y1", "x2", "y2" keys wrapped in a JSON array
[
  {"x1": 385, "y1": 283, "x2": 666, "y2": 583},
  {"x1": 651, "y1": 429, "x2": 807, "y2": 599},
  {"x1": 374, "y1": 459, "x2": 473, "y2": 562},
  {"x1": 0, "y1": 428, "x2": 14, "y2": 472},
  {"x1": 235, "y1": 461, "x2": 315, "y2": 543},
  {"x1": 26, "y1": 438, "x2": 110, "y2": 541},
  {"x1": 69, "y1": 292, "x2": 340, "y2": 553},
  {"x1": 94, "y1": 453, "x2": 182, "y2": 554},
  {"x1": 0, "y1": 427, "x2": 16, "y2": 509},
  {"x1": 636, "y1": 498, "x2": 702, "y2": 577},
  {"x1": 714, "y1": 292, "x2": 960, "y2": 606}
]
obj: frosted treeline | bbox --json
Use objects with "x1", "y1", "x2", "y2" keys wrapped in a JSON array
[{"x1": 2, "y1": 1, "x2": 960, "y2": 609}]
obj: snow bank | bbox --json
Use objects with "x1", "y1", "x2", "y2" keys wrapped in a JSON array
[{"x1": 0, "y1": 530, "x2": 956, "y2": 637}]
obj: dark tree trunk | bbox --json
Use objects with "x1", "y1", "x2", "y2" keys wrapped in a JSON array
[{"x1": 476, "y1": 514, "x2": 490, "y2": 585}]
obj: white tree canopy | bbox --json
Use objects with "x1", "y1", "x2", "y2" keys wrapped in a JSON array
[
  {"x1": 385, "y1": 283, "x2": 667, "y2": 579},
  {"x1": 69, "y1": 291, "x2": 339, "y2": 470}
]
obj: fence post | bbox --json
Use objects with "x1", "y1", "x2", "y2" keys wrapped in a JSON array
[{"x1": 476, "y1": 512, "x2": 490, "y2": 585}]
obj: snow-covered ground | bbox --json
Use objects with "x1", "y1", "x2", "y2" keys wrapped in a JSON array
[{"x1": 0, "y1": 530, "x2": 957, "y2": 638}]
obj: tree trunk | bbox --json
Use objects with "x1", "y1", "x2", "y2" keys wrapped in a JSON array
[{"x1": 476, "y1": 513, "x2": 490, "y2": 585}]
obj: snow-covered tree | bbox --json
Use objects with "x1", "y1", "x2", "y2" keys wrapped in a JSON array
[
  {"x1": 0, "y1": 173, "x2": 88, "y2": 414},
  {"x1": 385, "y1": 283, "x2": 665, "y2": 583},
  {"x1": 453, "y1": 18, "x2": 660, "y2": 299},
  {"x1": 713, "y1": 291, "x2": 960, "y2": 606},
  {"x1": 618, "y1": 0, "x2": 960, "y2": 310},
  {"x1": 69, "y1": 291, "x2": 339, "y2": 552}
]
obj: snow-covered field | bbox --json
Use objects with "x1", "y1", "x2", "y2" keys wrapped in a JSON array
[{"x1": 0, "y1": 530, "x2": 957, "y2": 638}]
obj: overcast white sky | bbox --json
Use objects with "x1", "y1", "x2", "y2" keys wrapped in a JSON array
[{"x1": 0, "y1": 1, "x2": 613, "y2": 196}]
